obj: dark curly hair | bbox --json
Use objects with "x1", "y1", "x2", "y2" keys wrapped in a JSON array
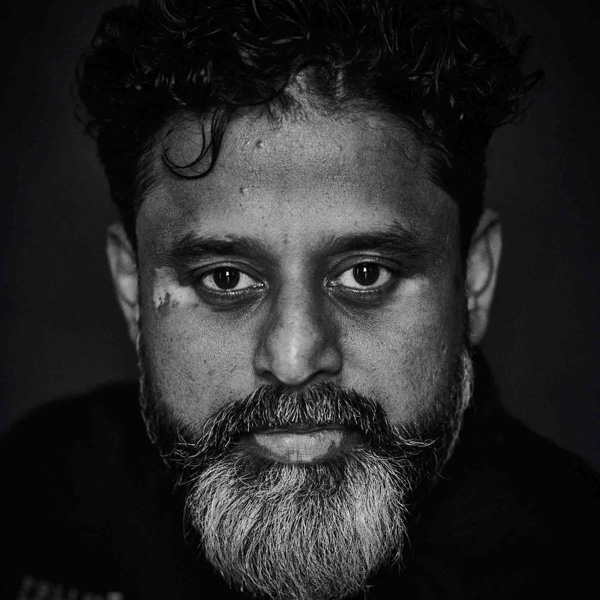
[{"x1": 77, "y1": 0, "x2": 541, "y2": 249}]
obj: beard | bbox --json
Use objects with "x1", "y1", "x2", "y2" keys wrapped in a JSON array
[{"x1": 137, "y1": 342, "x2": 474, "y2": 600}]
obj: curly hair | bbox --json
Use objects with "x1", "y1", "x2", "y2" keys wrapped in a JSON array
[{"x1": 77, "y1": 0, "x2": 542, "y2": 248}]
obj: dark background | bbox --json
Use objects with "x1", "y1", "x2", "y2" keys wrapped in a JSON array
[{"x1": 1, "y1": 0, "x2": 598, "y2": 471}]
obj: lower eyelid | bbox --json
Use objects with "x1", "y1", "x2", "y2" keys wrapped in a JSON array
[
  {"x1": 194, "y1": 286, "x2": 265, "y2": 307},
  {"x1": 199, "y1": 270, "x2": 261, "y2": 292},
  {"x1": 333, "y1": 266, "x2": 393, "y2": 289},
  {"x1": 200, "y1": 283, "x2": 263, "y2": 295}
]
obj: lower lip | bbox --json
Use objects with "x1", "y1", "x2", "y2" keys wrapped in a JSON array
[{"x1": 249, "y1": 428, "x2": 356, "y2": 463}]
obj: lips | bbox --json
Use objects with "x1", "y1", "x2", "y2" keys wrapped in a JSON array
[
  {"x1": 254, "y1": 424, "x2": 345, "y2": 434},
  {"x1": 245, "y1": 426, "x2": 360, "y2": 464}
]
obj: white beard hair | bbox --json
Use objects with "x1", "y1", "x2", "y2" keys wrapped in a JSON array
[
  {"x1": 186, "y1": 447, "x2": 420, "y2": 600},
  {"x1": 140, "y1": 344, "x2": 475, "y2": 600}
]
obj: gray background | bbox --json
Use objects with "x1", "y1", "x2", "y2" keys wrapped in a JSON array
[{"x1": 1, "y1": 0, "x2": 598, "y2": 471}]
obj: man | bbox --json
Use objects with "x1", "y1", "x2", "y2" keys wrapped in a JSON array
[{"x1": 1, "y1": 0, "x2": 598, "y2": 599}]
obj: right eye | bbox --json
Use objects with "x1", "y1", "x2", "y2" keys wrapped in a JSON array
[
  {"x1": 199, "y1": 267, "x2": 261, "y2": 292},
  {"x1": 333, "y1": 262, "x2": 394, "y2": 290}
]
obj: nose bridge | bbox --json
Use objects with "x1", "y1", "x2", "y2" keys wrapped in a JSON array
[{"x1": 255, "y1": 277, "x2": 341, "y2": 386}]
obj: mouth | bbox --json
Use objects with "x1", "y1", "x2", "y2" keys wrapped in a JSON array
[{"x1": 242, "y1": 426, "x2": 362, "y2": 464}]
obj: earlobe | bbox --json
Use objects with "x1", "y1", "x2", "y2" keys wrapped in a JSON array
[
  {"x1": 106, "y1": 222, "x2": 140, "y2": 344},
  {"x1": 465, "y1": 209, "x2": 502, "y2": 345}
]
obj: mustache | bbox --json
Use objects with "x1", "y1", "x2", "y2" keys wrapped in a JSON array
[{"x1": 166, "y1": 382, "x2": 428, "y2": 471}]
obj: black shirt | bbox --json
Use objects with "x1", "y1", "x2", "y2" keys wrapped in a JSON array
[{"x1": 1, "y1": 359, "x2": 598, "y2": 599}]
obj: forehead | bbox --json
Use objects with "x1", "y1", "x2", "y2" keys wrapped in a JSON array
[{"x1": 137, "y1": 107, "x2": 456, "y2": 250}]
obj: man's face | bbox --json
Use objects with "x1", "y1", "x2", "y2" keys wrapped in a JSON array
[
  {"x1": 135, "y1": 109, "x2": 465, "y2": 439},
  {"x1": 110, "y1": 104, "x2": 487, "y2": 600}
]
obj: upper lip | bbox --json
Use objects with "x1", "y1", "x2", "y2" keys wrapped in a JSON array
[{"x1": 253, "y1": 424, "x2": 346, "y2": 434}]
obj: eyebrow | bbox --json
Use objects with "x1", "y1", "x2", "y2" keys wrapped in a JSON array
[
  {"x1": 321, "y1": 221, "x2": 440, "y2": 259},
  {"x1": 163, "y1": 220, "x2": 441, "y2": 271},
  {"x1": 164, "y1": 234, "x2": 267, "y2": 269}
]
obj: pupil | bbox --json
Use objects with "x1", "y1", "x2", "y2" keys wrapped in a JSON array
[
  {"x1": 353, "y1": 263, "x2": 379, "y2": 286},
  {"x1": 213, "y1": 268, "x2": 240, "y2": 290}
]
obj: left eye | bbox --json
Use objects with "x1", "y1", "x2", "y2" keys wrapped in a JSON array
[
  {"x1": 333, "y1": 263, "x2": 393, "y2": 289},
  {"x1": 200, "y1": 267, "x2": 261, "y2": 292}
]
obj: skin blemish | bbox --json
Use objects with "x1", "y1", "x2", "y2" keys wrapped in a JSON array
[
  {"x1": 136, "y1": 106, "x2": 466, "y2": 432},
  {"x1": 153, "y1": 266, "x2": 199, "y2": 313},
  {"x1": 156, "y1": 290, "x2": 171, "y2": 315}
]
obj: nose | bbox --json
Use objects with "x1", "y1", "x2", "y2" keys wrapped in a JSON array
[{"x1": 253, "y1": 283, "x2": 342, "y2": 387}]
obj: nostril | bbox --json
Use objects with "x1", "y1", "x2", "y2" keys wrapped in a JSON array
[{"x1": 253, "y1": 304, "x2": 342, "y2": 387}]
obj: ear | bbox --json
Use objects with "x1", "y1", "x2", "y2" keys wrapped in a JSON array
[
  {"x1": 106, "y1": 222, "x2": 139, "y2": 344},
  {"x1": 465, "y1": 208, "x2": 502, "y2": 345}
]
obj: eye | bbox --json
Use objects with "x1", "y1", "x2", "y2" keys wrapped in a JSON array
[
  {"x1": 333, "y1": 262, "x2": 393, "y2": 290},
  {"x1": 199, "y1": 267, "x2": 262, "y2": 293}
]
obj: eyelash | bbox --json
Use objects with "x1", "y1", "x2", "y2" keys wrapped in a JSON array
[
  {"x1": 327, "y1": 261, "x2": 400, "y2": 301},
  {"x1": 193, "y1": 265, "x2": 265, "y2": 302},
  {"x1": 191, "y1": 260, "x2": 402, "y2": 305}
]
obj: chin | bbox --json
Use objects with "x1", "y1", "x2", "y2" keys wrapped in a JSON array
[
  {"x1": 185, "y1": 443, "x2": 413, "y2": 600},
  {"x1": 138, "y1": 343, "x2": 474, "y2": 600}
]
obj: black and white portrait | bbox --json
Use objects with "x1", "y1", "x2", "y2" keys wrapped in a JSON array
[{"x1": 1, "y1": 1, "x2": 598, "y2": 599}]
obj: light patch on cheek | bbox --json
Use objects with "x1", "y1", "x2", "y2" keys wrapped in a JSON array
[
  {"x1": 153, "y1": 266, "x2": 198, "y2": 312},
  {"x1": 400, "y1": 278, "x2": 422, "y2": 298}
]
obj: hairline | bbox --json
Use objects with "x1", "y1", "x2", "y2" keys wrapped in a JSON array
[{"x1": 130, "y1": 97, "x2": 460, "y2": 244}]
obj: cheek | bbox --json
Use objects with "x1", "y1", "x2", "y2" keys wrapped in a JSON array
[
  {"x1": 342, "y1": 278, "x2": 464, "y2": 424},
  {"x1": 140, "y1": 297, "x2": 256, "y2": 429}
]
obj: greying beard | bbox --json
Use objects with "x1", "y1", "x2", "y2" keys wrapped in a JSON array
[{"x1": 137, "y1": 345, "x2": 474, "y2": 600}]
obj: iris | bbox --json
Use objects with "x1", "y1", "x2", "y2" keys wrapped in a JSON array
[
  {"x1": 353, "y1": 264, "x2": 379, "y2": 286},
  {"x1": 213, "y1": 268, "x2": 240, "y2": 290}
]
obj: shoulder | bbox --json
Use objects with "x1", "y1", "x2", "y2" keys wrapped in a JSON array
[
  {"x1": 0, "y1": 379, "x2": 159, "y2": 507},
  {"x1": 2, "y1": 380, "x2": 140, "y2": 445},
  {"x1": 453, "y1": 355, "x2": 599, "y2": 522},
  {"x1": 413, "y1": 391, "x2": 599, "y2": 598},
  {"x1": 0, "y1": 382, "x2": 155, "y2": 596},
  {"x1": 1, "y1": 381, "x2": 145, "y2": 489},
  {"x1": 462, "y1": 401, "x2": 599, "y2": 532}
]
